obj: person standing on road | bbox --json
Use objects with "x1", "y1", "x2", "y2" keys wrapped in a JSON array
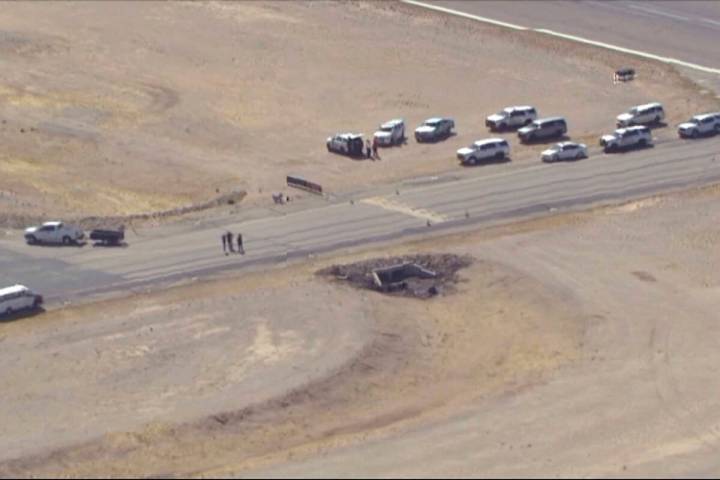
[
  {"x1": 226, "y1": 231, "x2": 234, "y2": 253},
  {"x1": 237, "y1": 233, "x2": 245, "y2": 255},
  {"x1": 372, "y1": 136, "x2": 380, "y2": 160},
  {"x1": 221, "y1": 232, "x2": 228, "y2": 255},
  {"x1": 365, "y1": 139, "x2": 372, "y2": 160}
]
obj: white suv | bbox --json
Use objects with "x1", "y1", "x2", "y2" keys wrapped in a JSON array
[
  {"x1": 456, "y1": 138, "x2": 510, "y2": 165},
  {"x1": 616, "y1": 102, "x2": 665, "y2": 127},
  {"x1": 0, "y1": 284, "x2": 43, "y2": 317},
  {"x1": 600, "y1": 126, "x2": 653, "y2": 153},
  {"x1": 677, "y1": 113, "x2": 720, "y2": 138},
  {"x1": 485, "y1": 106, "x2": 537, "y2": 131},
  {"x1": 326, "y1": 133, "x2": 364, "y2": 157},
  {"x1": 24, "y1": 221, "x2": 85, "y2": 245},
  {"x1": 373, "y1": 119, "x2": 405, "y2": 146}
]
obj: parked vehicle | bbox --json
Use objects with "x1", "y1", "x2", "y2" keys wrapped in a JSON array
[
  {"x1": 326, "y1": 133, "x2": 364, "y2": 157},
  {"x1": 373, "y1": 119, "x2": 405, "y2": 146},
  {"x1": 677, "y1": 112, "x2": 720, "y2": 138},
  {"x1": 0, "y1": 284, "x2": 43, "y2": 317},
  {"x1": 616, "y1": 102, "x2": 665, "y2": 127},
  {"x1": 456, "y1": 138, "x2": 510, "y2": 165},
  {"x1": 485, "y1": 106, "x2": 537, "y2": 131},
  {"x1": 90, "y1": 227, "x2": 125, "y2": 246},
  {"x1": 518, "y1": 117, "x2": 567, "y2": 143},
  {"x1": 414, "y1": 117, "x2": 455, "y2": 143},
  {"x1": 24, "y1": 221, "x2": 84, "y2": 245},
  {"x1": 614, "y1": 67, "x2": 635, "y2": 82},
  {"x1": 541, "y1": 142, "x2": 588, "y2": 162},
  {"x1": 600, "y1": 126, "x2": 653, "y2": 152}
]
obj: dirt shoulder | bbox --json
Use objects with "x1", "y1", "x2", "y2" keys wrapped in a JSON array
[{"x1": 0, "y1": 1, "x2": 715, "y2": 224}]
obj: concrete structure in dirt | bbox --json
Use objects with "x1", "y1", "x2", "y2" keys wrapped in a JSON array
[{"x1": 372, "y1": 263, "x2": 437, "y2": 292}]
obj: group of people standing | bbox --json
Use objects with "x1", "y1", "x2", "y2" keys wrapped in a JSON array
[
  {"x1": 221, "y1": 230, "x2": 244, "y2": 255},
  {"x1": 365, "y1": 137, "x2": 380, "y2": 160}
]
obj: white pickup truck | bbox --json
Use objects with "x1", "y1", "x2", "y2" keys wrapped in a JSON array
[{"x1": 24, "y1": 221, "x2": 85, "y2": 245}]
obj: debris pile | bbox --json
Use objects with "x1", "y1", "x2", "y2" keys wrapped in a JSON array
[{"x1": 318, "y1": 253, "x2": 473, "y2": 299}]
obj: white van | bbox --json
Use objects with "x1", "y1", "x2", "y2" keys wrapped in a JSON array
[{"x1": 0, "y1": 285, "x2": 43, "y2": 316}]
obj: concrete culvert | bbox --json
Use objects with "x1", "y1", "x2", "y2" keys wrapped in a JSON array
[
  {"x1": 317, "y1": 253, "x2": 472, "y2": 299},
  {"x1": 372, "y1": 263, "x2": 437, "y2": 289}
]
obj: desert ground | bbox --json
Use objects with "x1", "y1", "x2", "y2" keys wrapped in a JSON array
[
  {"x1": 2, "y1": 1, "x2": 720, "y2": 477},
  {"x1": 1, "y1": 184, "x2": 720, "y2": 477},
  {"x1": 0, "y1": 1, "x2": 717, "y2": 224}
]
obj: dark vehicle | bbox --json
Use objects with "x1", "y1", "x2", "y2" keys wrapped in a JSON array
[
  {"x1": 518, "y1": 117, "x2": 567, "y2": 143},
  {"x1": 90, "y1": 226, "x2": 125, "y2": 246},
  {"x1": 614, "y1": 67, "x2": 635, "y2": 82}
]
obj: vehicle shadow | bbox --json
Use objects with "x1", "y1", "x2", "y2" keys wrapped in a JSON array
[
  {"x1": 416, "y1": 132, "x2": 458, "y2": 144},
  {"x1": 488, "y1": 123, "x2": 532, "y2": 134},
  {"x1": 91, "y1": 241, "x2": 129, "y2": 248},
  {"x1": 0, "y1": 307, "x2": 45, "y2": 323},
  {"x1": 28, "y1": 241, "x2": 87, "y2": 248},
  {"x1": 646, "y1": 121, "x2": 668, "y2": 130},
  {"x1": 520, "y1": 134, "x2": 572, "y2": 146},
  {"x1": 461, "y1": 156, "x2": 512, "y2": 168},
  {"x1": 603, "y1": 142, "x2": 655, "y2": 154},
  {"x1": 542, "y1": 155, "x2": 587, "y2": 164}
]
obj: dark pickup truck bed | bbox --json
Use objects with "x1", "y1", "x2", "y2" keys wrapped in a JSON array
[{"x1": 89, "y1": 227, "x2": 125, "y2": 246}]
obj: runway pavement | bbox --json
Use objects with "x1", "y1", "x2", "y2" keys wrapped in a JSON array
[
  {"x1": 1, "y1": 135, "x2": 719, "y2": 305},
  {"x1": 428, "y1": 1, "x2": 720, "y2": 70}
]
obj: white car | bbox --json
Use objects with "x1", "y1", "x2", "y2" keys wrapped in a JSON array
[
  {"x1": 373, "y1": 119, "x2": 405, "y2": 146},
  {"x1": 24, "y1": 221, "x2": 85, "y2": 245},
  {"x1": 616, "y1": 102, "x2": 665, "y2": 127},
  {"x1": 541, "y1": 142, "x2": 588, "y2": 162},
  {"x1": 600, "y1": 126, "x2": 653, "y2": 152},
  {"x1": 677, "y1": 113, "x2": 720, "y2": 138},
  {"x1": 485, "y1": 106, "x2": 537, "y2": 131},
  {"x1": 456, "y1": 138, "x2": 510, "y2": 165},
  {"x1": 0, "y1": 284, "x2": 43, "y2": 317}
]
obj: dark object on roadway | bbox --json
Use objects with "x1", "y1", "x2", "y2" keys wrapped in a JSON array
[
  {"x1": 89, "y1": 226, "x2": 125, "y2": 246},
  {"x1": 614, "y1": 67, "x2": 635, "y2": 82},
  {"x1": 287, "y1": 175, "x2": 323, "y2": 195}
]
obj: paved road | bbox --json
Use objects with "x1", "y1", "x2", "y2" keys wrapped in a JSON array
[
  {"x1": 1, "y1": 136, "x2": 719, "y2": 305},
  {"x1": 431, "y1": 1, "x2": 720, "y2": 69}
]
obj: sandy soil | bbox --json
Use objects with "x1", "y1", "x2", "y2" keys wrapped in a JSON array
[
  {"x1": 0, "y1": 1, "x2": 715, "y2": 222},
  {"x1": 1, "y1": 184, "x2": 720, "y2": 476},
  {"x1": 2, "y1": 2, "x2": 720, "y2": 477},
  {"x1": 0, "y1": 224, "x2": 580, "y2": 477}
]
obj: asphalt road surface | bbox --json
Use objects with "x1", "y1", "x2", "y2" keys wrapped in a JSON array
[
  {"x1": 431, "y1": 1, "x2": 720, "y2": 69},
  {"x1": 1, "y1": 136, "x2": 719, "y2": 305}
]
